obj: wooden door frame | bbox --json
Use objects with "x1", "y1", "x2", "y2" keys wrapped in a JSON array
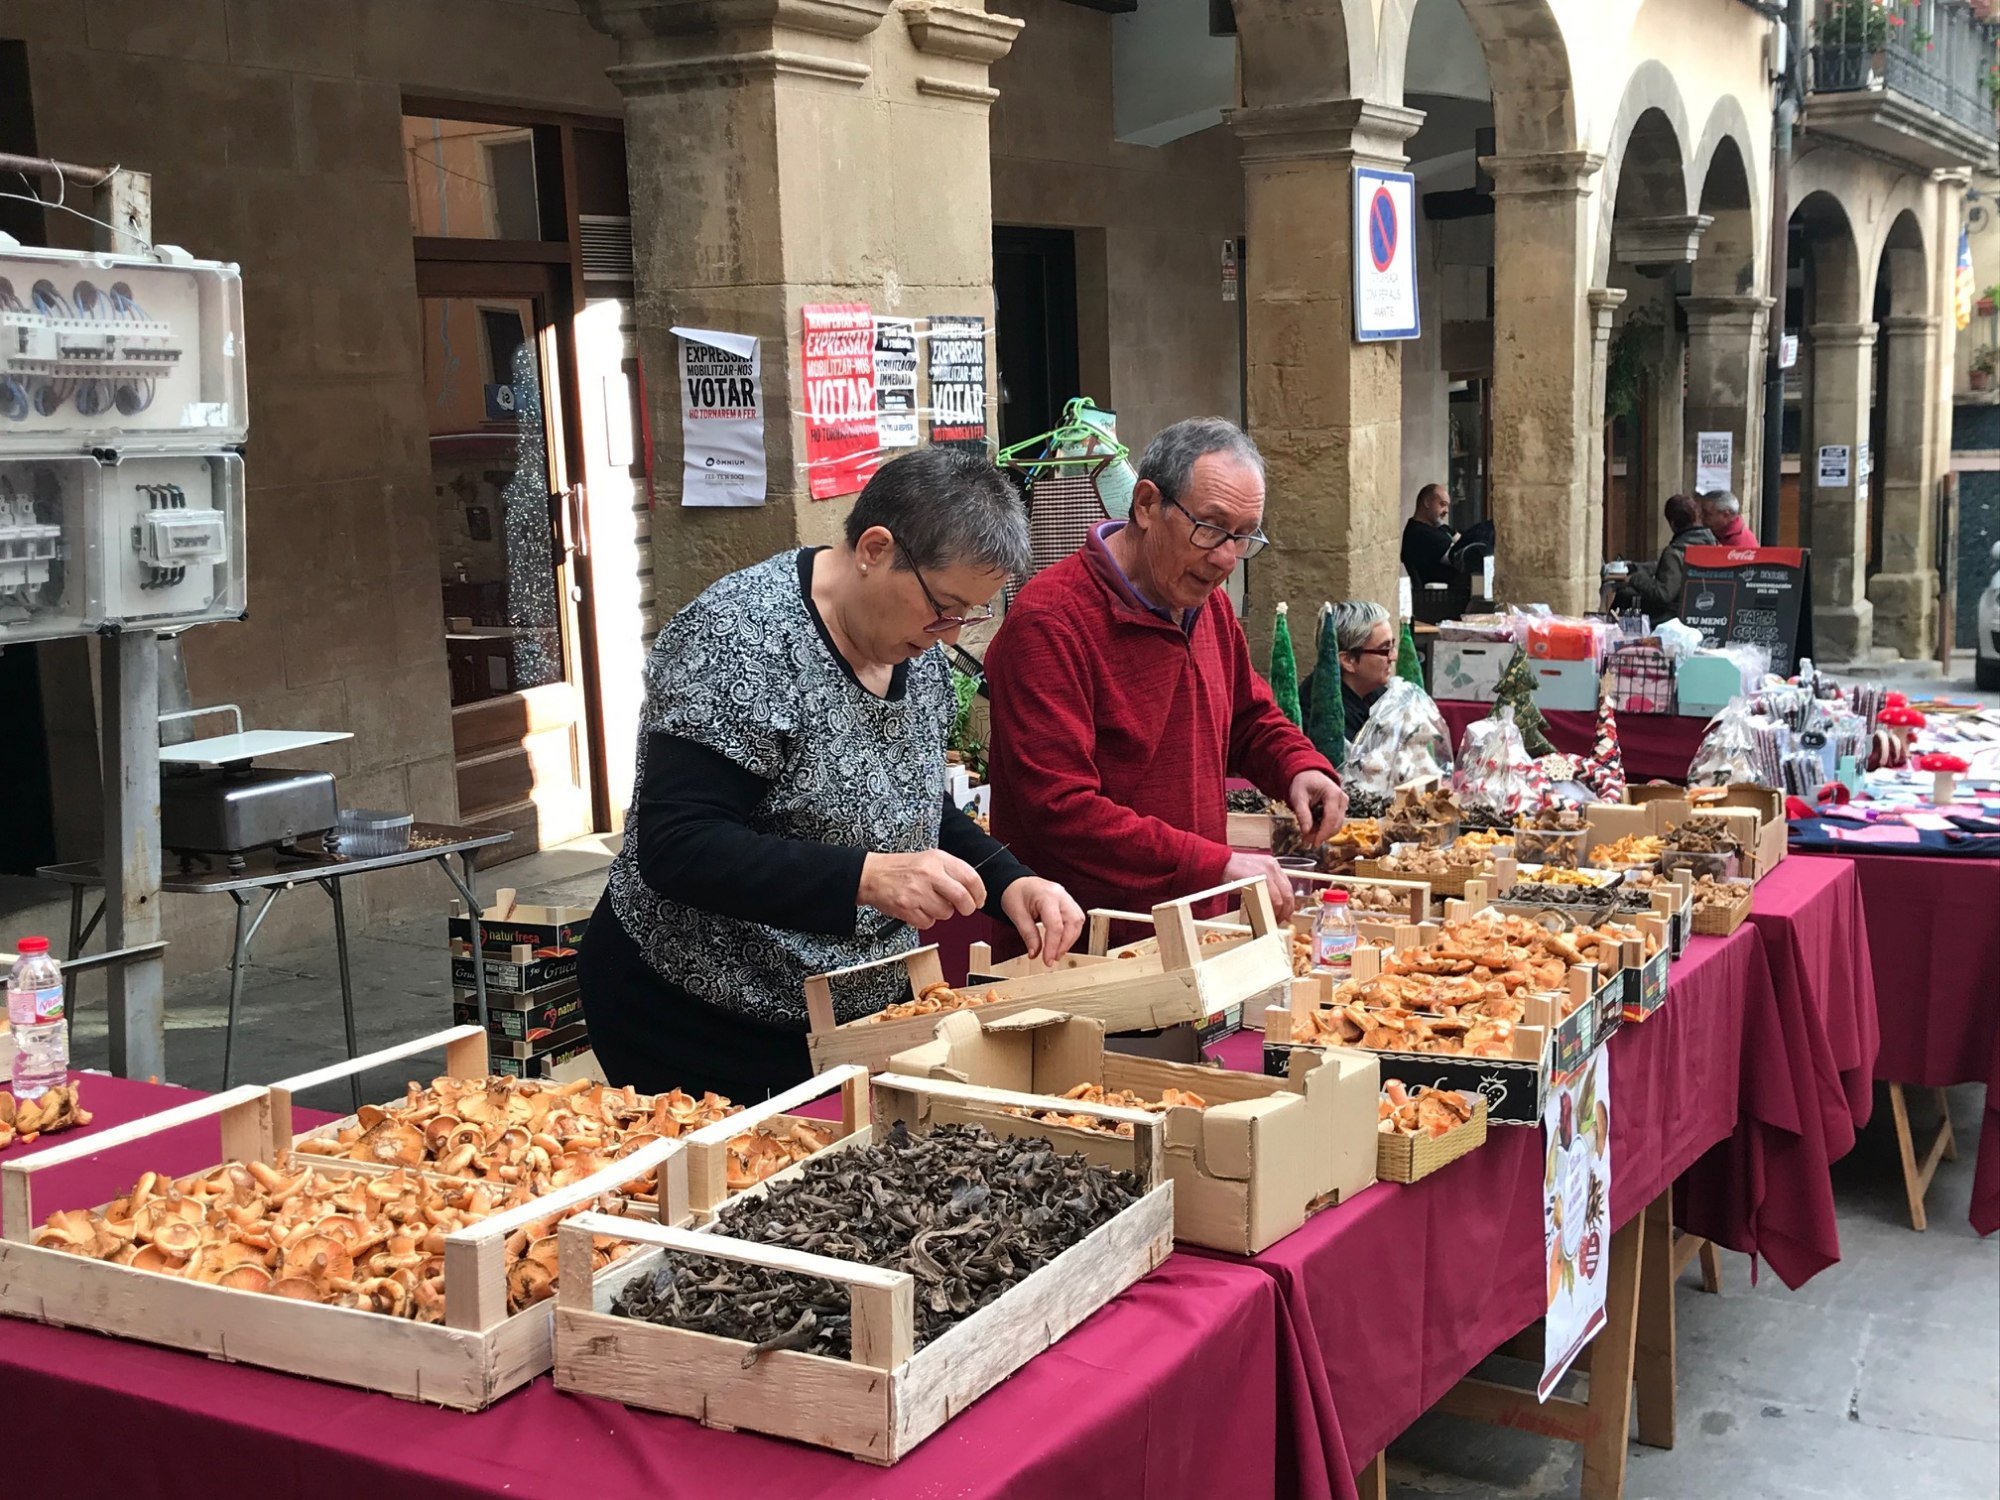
[{"x1": 407, "y1": 100, "x2": 614, "y2": 834}]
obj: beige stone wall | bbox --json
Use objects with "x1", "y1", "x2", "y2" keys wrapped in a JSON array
[
  {"x1": 988, "y1": 0, "x2": 1243, "y2": 454},
  {"x1": 3, "y1": 0, "x2": 620, "y2": 971}
]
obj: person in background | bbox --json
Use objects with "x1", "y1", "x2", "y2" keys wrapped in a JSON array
[
  {"x1": 1614, "y1": 493, "x2": 1713, "y2": 622},
  {"x1": 1329, "y1": 601, "x2": 1396, "y2": 739},
  {"x1": 1400, "y1": 483, "x2": 1458, "y2": 587},
  {"x1": 985, "y1": 417, "x2": 1345, "y2": 924},
  {"x1": 1699, "y1": 488, "x2": 1756, "y2": 548},
  {"x1": 579, "y1": 447, "x2": 1084, "y2": 1100}
]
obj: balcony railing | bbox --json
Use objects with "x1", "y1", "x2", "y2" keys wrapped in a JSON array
[{"x1": 1811, "y1": 0, "x2": 1999, "y2": 141}]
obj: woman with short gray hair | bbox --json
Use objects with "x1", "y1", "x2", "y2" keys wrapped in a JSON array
[
  {"x1": 1330, "y1": 600, "x2": 1395, "y2": 738},
  {"x1": 580, "y1": 446, "x2": 1083, "y2": 1099}
]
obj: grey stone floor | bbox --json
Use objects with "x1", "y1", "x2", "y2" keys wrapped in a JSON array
[{"x1": 55, "y1": 837, "x2": 2000, "y2": 1500}]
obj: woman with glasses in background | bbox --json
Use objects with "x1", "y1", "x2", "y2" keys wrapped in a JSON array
[
  {"x1": 1330, "y1": 600, "x2": 1396, "y2": 738},
  {"x1": 579, "y1": 446, "x2": 1085, "y2": 1099}
]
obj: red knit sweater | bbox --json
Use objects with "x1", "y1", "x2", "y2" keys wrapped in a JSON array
[{"x1": 985, "y1": 533, "x2": 1334, "y2": 915}]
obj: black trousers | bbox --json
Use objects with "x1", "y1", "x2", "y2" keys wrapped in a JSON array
[{"x1": 576, "y1": 890, "x2": 813, "y2": 1102}]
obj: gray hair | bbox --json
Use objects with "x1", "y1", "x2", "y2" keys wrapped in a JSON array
[
  {"x1": 1329, "y1": 599, "x2": 1390, "y2": 654},
  {"x1": 846, "y1": 446, "x2": 1030, "y2": 576},
  {"x1": 1136, "y1": 417, "x2": 1265, "y2": 504},
  {"x1": 1700, "y1": 488, "x2": 1742, "y2": 517}
]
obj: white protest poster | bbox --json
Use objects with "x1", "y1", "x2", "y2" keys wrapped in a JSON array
[
  {"x1": 1541, "y1": 1049, "x2": 1611, "y2": 1400},
  {"x1": 874, "y1": 317, "x2": 919, "y2": 451},
  {"x1": 1694, "y1": 431, "x2": 1733, "y2": 494},
  {"x1": 671, "y1": 327, "x2": 765, "y2": 507},
  {"x1": 1353, "y1": 166, "x2": 1420, "y2": 342},
  {"x1": 1817, "y1": 444, "x2": 1851, "y2": 488}
]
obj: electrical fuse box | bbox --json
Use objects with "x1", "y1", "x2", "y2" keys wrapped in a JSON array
[
  {"x1": 0, "y1": 240, "x2": 246, "y2": 447},
  {"x1": 0, "y1": 451, "x2": 245, "y2": 644}
]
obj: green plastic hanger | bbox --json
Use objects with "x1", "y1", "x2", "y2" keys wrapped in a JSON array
[{"x1": 995, "y1": 396, "x2": 1130, "y2": 475}]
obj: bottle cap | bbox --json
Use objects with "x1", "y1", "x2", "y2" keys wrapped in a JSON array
[
  {"x1": 1320, "y1": 890, "x2": 1349, "y2": 904},
  {"x1": 15, "y1": 936, "x2": 49, "y2": 955}
]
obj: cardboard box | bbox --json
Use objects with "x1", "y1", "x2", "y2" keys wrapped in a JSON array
[
  {"x1": 448, "y1": 900, "x2": 591, "y2": 955},
  {"x1": 888, "y1": 1008, "x2": 1378, "y2": 1254},
  {"x1": 1430, "y1": 641, "x2": 1510, "y2": 703},
  {"x1": 451, "y1": 948, "x2": 580, "y2": 994},
  {"x1": 489, "y1": 1031, "x2": 600, "y2": 1079},
  {"x1": 1626, "y1": 785, "x2": 1786, "y2": 881},
  {"x1": 453, "y1": 987, "x2": 585, "y2": 1043}
]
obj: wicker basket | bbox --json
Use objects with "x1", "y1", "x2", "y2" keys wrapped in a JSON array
[
  {"x1": 1689, "y1": 882, "x2": 1754, "y2": 937},
  {"x1": 1376, "y1": 1091, "x2": 1489, "y2": 1183}
]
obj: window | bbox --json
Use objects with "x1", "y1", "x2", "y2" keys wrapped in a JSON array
[{"x1": 404, "y1": 115, "x2": 543, "y2": 240}]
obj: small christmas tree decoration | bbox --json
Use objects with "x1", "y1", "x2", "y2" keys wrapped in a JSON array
[
  {"x1": 1493, "y1": 647, "x2": 1557, "y2": 757},
  {"x1": 1306, "y1": 601, "x2": 1346, "y2": 769},
  {"x1": 1270, "y1": 601, "x2": 1303, "y2": 726},
  {"x1": 1581, "y1": 694, "x2": 1626, "y2": 803},
  {"x1": 1396, "y1": 620, "x2": 1425, "y2": 688}
]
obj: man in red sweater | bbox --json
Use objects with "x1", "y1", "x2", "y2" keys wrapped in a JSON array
[
  {"x1": 984, "y1": 417, "x2": 1345, "y2": 922},
  {"x1": 1699, "y1": 488, "x2": 1756, "y2": 548}
]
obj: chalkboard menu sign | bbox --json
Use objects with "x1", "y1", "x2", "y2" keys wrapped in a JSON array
[{"x1": 1677, "y1": 545, "x2": 1814, "y2": 676}]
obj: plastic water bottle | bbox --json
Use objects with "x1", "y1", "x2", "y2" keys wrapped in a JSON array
[
  {"x1": 8, "y1": 936, "x2": 67, "y2": 1100},
  {"x1": 1311, "y1": 890, "x2": 1357, "y2": 976}
]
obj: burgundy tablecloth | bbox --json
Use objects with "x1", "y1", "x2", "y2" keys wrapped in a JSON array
[
  {"x1": 1204, "y1": 923, "x2": 1751, "y2": 1473},
  {"x1": 1434, "y1": 701, "x2": 1706, "y2": 782},
  {"x1": 3, "y1": 1076, "x2": 1325, "y2": 1500},
  {"x1": 1799, "y1": 852, "x2": 2000, "y2": 1237}
]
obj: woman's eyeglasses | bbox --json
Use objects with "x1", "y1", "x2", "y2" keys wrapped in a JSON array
[
  {"x1": 898, "y1": 544, "x2": 996, "y2": 634},
  {"x1": 1163, "y1": 495, "x2": 1270, "y2": 559},
  {"x1": 1344, "y1": 644, "x2": 1396, "y2": 660}
]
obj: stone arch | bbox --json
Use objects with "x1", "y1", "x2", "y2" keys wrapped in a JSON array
[
  {"x1": 1872, "y1": 206, "x2": 1929, "y2": 319},
  {"x1": 1792, "y1": 189, "x2": 1865, "y2": 327},
  {"x1": 1594, "y1": 61, "x2": 1695, "y2": 285},
  {"x1": 1691, "y1": 133, "x2": 1758, "y2": 298},
  {"x1": 1233, "y1": 0, "x2": 1367, "y2": 108},
  {"x1": 1691, "y1": 93, "x2": 1764, "y2": 290},
  {"x1": 1390, "y1": 0, "x2": 1576, "y2": 154}
]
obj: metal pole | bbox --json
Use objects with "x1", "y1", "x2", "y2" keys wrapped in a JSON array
[
  {"x1": 92, "y1": 168, "x2": 166, "y2": 1079},
  {"x1": 1758, "y1": 2, "x2": 1802, "y2": 546}
]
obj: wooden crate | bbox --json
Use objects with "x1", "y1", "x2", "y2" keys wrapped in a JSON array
[
  {"x1": 552, "y1": 1178, "x2": 1175, "y2": 1462},
  {"x1": 0, "y1": 1084, "x2": 688, "y2": 1410},
  {"x1": 886, "y1": 1009, "x2": 1377, "y2": 1252},
  {"x1": 1689, "y1": 880, "x2": 1755, "y2": 937},
  {"x1": 1377, "y1": 1091, "x2": 1489, "y2": 1183},
  {"x1": 682, "y1": 1065, "x2": 871, "y2": 1219},
  {"x1": 805, "y1": 877, "x2": 1291, "y2": 1074},
  {"x1": 1226, "y1": 808, "x2": 1296, "y2": 851},
  {"x1": 1353, "y1": 850, "x2": 1493, "y2": 900}
]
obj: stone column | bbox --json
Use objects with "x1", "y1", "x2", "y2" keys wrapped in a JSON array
[
  {"x1": 582, "y1": 0, "x2": 1021, "y2": 613},
  {"x1": 1486, "y1": 151, "x2": 1605, "y2": 613},
  {"x1": 1229, "y1": 99, "x2": 1425, "y2": 670},
  {"x1": 1585, "y1": 287, "x2": 1626, "y2": 570},
  {"x1": 1681, "y1": 293, "x2": 1773, "y2": 513},
  {"x1": 1867, "y1": 313, "x2": 1940, "y2": 654},
  {"x1": 1805, "y1": 320, "x2": 1877, "y2": 659}
]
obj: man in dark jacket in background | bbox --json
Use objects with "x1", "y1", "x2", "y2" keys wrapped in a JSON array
[{"x1": 1615, "y1": 492, "x2": 1713, "y2": 621}]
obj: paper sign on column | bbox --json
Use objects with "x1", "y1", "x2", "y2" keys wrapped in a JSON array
[
  {"x1": 801, "y1": 303, "x2": 878, "y2": 501},
  {"x1": 1540, "y1": 1048, "x2": 1611, "y2": 1401},
  {"x1": 928, "y1": 314, "x2": 989, "y2": 450},
  {"x1": 672, "y1": 327, "x2": 766, "y2": 508},
  {"x1": 1694, "y1": 431, "x2": 1732, "y2": 494},
  {"x1": 1817, "y1": 444, "x2": 1850, "y2": 488},
  {"x1": 874, "y1": 318, "x2": 919, "y2": 450}
]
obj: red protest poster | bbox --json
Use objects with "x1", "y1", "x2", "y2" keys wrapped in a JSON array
[{"x1": 801, "y1": 303, "x2": 878, "y2": 500}]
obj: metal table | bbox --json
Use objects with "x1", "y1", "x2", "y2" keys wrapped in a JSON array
[{"x1": 38, "y1": 822, "x2": 513, "y2": 1108}]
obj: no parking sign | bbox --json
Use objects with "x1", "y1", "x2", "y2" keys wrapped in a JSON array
[{"x1": 1354, "y1": 166, "x2": 1420, "y2": 342}]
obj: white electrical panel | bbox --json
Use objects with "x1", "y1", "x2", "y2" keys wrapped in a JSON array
[
  {"x1": 0, "y1": 243, "x2": 246, "y2": 445},
  {"x1": 0, "y1": 234, "x2": 248, "y2": 643},
  {"x1": 0, "y1": 452, "x2": 246, "y2": 642}
]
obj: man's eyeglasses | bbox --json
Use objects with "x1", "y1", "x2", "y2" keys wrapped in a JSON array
[
  {"x1": 1163, "y1": 495, "x2": 1270, "y2": 559},
  {"x1": 899, "y1": 544, "x2": 996, "y2": 634}
]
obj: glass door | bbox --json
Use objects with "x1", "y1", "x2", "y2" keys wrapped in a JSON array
[{"x1": 418, "y1": 266, "x2": 593, "y2": 854}]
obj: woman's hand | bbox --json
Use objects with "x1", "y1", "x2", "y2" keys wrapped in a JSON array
[
  {"x1": 1000, "y1": 877, "x2": 1086, "y2": 965},
  {"x1": 858, "y1": 850, "x2": 987, "y2": 928}
]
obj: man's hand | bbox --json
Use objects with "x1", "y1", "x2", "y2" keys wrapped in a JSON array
[
  {"x1": 999, "y1": 877, "x2": 1086, "y2": 966},
  {"x1": 1223, "y1": 851, "x2": 1298, "y2": 924},
  {"x1": 858, "y1": 850, "x2": 987, "y2": 929},
  {"x1": 1287, "y1": 769, "x2": 1347, "y2": 847}
]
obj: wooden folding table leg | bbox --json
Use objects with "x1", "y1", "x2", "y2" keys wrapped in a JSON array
[
  {"x1": 1580, "y1": 1212, "x2": 1644, "y2": 1500},
  {"x1": 1886, "y1": 1081, "x2": 1957, "y2": 1233},
  {"x1": 1936, "y1": 1089, "x2": 1958, "y2": 1161},
  {"x1": 1356, "y1": 1452, "x2": 1387, "y2": 1500},
  {"x1": 1634, "y1": 1193, "x2": 1676, "y2": 1451},
  {"x1": 1669, "y1": 1228, "x2": 1722, "y2": 1293},
  {"x1": 1698, "y1": 1240, "x2": 1722, "y2": 1293}
]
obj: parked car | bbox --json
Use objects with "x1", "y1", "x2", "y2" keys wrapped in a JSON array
[{"x1": 1978, "y1": 539, "x2": 2000, "y2": 690}]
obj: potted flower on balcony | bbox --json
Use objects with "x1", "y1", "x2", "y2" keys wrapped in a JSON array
[
  {"x1": 1970, "y1": 345, "x2": 1997, "y2": 393},
  {"x1": 1980, "y1": 284, "x2": 2000, "y2": 318}
]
